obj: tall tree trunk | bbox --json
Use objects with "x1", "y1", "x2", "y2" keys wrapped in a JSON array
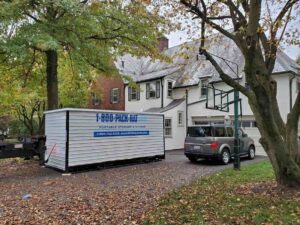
[
  {"x1": 248, "y1": 85, "x2": 300, "y2": 188},
  {"x1": 46, "y1": 50, "x2": 58, "y2": 110},
  {"x1": 263, "y1": 133, "x2": 300, "y2": 187}
]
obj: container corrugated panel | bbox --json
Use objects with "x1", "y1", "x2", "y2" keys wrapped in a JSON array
[
  {"x1": 44, "y1": 108, "x2": 164, "y2": 171},
  {"x1": 44, "y1": 111, "x2": 66, "y2": 170},
  {"x1": 68, "y1": 111, "x2": 164, "y2": 167}
]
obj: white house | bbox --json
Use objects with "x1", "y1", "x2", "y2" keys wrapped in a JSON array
[{"x1": 115, "y1": 34, "x2": 300, "y2": 154}]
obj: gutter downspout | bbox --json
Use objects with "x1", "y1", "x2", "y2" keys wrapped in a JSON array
[
  {"x1": 161, "y1": 78, "x2": 164, "y2": 108},
  {"x1": 289, "y1": 73, "x2": 296, "y2": 112},
  {"x1": 185, "y1": 89, "x2": 188, "y2": 134}
]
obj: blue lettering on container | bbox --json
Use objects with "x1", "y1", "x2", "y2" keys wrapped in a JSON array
[
  {"x1": 96, "y1": 113, "x2": 138, "y2": 123},
  {"x1": 94, "y1": 130, "x2": 149, "y2": 137}
]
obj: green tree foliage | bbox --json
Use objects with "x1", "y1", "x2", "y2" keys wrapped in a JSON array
[{"x1": 0, "y1": 0, "x2": 165, "y2": 109}]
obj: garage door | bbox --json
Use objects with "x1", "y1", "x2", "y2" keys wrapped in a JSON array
[{"x1": 242, "y1": 127, "x2": 266, "y2": 156}]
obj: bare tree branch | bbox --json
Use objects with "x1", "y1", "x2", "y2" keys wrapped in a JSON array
[
  {"x1": 181, "y1": 0, "x2": 236, "y2": 41},
  {"x1": 24, "y1": 12, "x2": 42, "y2": 23},
  {"x1": 200, "y1": 49, "x2": 251, "y2": 97},
  {"x1": 272, "y1": 0, "x2": 299, "y2": 35},
  {"x1": 207, "y1": 15, "x2": 231, "y2": 20}
]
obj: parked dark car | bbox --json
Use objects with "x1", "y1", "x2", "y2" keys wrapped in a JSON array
[{"x1": 184, "y1": 125, "x2": 256, "y2": 164}]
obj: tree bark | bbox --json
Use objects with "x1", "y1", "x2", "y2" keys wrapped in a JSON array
[
  {"x1": 46, "y1": 50, "x2": 58, "y2": 110},
  {"x1": 247, "y1": 77, "x2": 300, "y2": 188}
]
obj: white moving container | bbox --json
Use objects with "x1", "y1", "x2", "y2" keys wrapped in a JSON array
[{"x1": 44, "y1": 108, "x2": 165, "y2": 171}]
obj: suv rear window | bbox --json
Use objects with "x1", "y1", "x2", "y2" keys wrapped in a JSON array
[
  {"x1": 187, "y1": 127, "x2": 212, "y2": 137},
  {"x1": 214, "y1": 127, "x2": 226, "y2": 137}
]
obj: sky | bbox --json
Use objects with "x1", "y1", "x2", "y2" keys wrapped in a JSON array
[{"x1": 166, "y1": 30, "x2": 300, "y2": 60}]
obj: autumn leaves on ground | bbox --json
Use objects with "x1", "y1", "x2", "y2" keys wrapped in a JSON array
[
  {"x1": 144, "y1": 161, "x2": 300, "y2": 225},
  {"x1": 0, "y1": 158, "x2": 299, "y2": 225}
]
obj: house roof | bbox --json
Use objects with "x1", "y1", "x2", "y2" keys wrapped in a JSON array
[
  {"x1": 145, "y1": 98, "x2": 185, "y2": 113},
  {"x1": 115, "y1": 34, "x2": 299, "y2": 88}
]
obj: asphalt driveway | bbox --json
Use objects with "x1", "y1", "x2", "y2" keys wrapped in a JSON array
[{"x1": 0, "y1": 150, "x2": 265, "y2": 224}]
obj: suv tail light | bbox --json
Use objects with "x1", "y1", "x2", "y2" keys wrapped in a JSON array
[{"x1": 210, "y1": 141, "x2": 218, "y2": 150}]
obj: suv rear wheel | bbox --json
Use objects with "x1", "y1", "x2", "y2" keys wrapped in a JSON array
[
  {"x1": 220, "y1": 149, "x2": 230, "y2": 165},
  {"x1": 188, "y1": 156, "x2": 198, "y2": 163},
  {"x1": 248, "y1": 146, "x2": 255, "y2": 160}
]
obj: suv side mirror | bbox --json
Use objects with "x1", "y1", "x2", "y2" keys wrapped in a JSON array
[{"x1": 242, "y1": 133, "x2": 248, "y2": 138}]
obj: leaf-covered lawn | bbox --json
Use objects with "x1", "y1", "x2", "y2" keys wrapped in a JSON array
[{"x1": 143, "y1": 161, "x2": 300, "y2": 225}]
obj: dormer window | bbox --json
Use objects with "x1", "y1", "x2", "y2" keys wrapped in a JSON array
[
  {"x1": 167, "y1": 81, "x2": 173, "y2": 98},
  {"x1": 146, "y1": 81, "x2": 160, "y2": 99},
  {"x1": 201, "y1": 79, "x2": 208, "y2": 98},
  {"x1": 121, "y1": 60, "x2": 125, "y2": 68}
]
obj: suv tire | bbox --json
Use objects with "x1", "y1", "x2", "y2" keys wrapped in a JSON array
[
  {"x1": 188, "y1": 156, "x2": 198, "y2": 163},
  {"x1": 220, "y1": 149, "x2": 230, "y2": 165},
  {"x1": 248, "y1": 146, "x2": 255, "y2": 160}
]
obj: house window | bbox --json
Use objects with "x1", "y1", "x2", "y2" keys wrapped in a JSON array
[
  {"x1": 146, "y1": 81, "x2": 160, "y2": 99},
  {"x1": 167, "y1": 81, "x2": 173, "y2": 98},
  {"x1": 91, "y1": 92, "x2": 100, "y2": 106},
  {"x1": 128, "y1": 85, "x2": 140, "y2": 101},
  {"x1": 110, "y1": 88, "x2": 119, "y2": 104},
  {"x1": 201, "y1": 79, "x2": 208, "y2": 97},
  {"x1": 177, "y1": 111, "x2": 184, "y2": 126},
  {"x1": 164, "y1": 118, "x2": 172, "y2": 137},
  {"x1": 238, "y1": 120, "x2": 257, "y2": 128}
]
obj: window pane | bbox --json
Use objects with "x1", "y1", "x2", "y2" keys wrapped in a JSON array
[
  {"x1": 201, "y1": 87, "x2": 207, "y2": 96},
  {"x1": 112, "y1": 88, "x2": 119, "y2": 103},
  {"x1": 168, "y1": 81, "x2": 173, "y2": 97},
  {"x1": 131, "y1": 88, "x2": 137, "y2": 100},
  {"x1": 241, "y1": 121, "x2": 251, "y2": 127},
  {"x1": 178, "y1": 111, "x2": 183, "y2": 125},
  {"x1": 214, "y1": 127, "x2": 226, "y2": 137},
  {"x1": 149, "y1": 83, "x2": 156, "y2": 98},
  {"x1": 188, "y1": 127, "x2": 212, "y2": 137},
  {"x1": 165, "y1": 119, "x2": 172, "y2": 136},
  {"x1": 227, "y1": 127, "x2": 233, "y2": 137}
]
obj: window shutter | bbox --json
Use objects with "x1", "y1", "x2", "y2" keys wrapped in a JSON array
[
  {"x1": 110, "y1": 89, "x2": 113, "y2": 103},
  {"x1": 128, "y1": 87, "x2": 132, "y2": 101},
  {"x1": 137, "y1": 85, "x2": 140, "y2": 100},
  {"x1": 156, "y1": 81, "x2": 160, "y2": 98},
  {"x1": 146, "y1": 83, "x2": 150, "y2": 99}
]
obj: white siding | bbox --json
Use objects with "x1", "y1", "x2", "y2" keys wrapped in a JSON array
[
  {"x1": 164, "y1": 101, "x2": 186, "y2": 150},
  {"x1": 125, "y1": 82, "x2": 162, "y2": 112},
  {"x1": 44, "y1": 111, "x2": 66, "y2": 170},
  {"x1": 68, "y1": 110, "x2": 164, "y2": 167}
]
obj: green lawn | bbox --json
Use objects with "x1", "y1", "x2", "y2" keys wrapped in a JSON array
[{"x1": 143, "y1": 161, "x2": 300, "y2": 225}]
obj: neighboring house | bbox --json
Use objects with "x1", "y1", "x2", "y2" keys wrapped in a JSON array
[
  {"x1": 89, "y1": 75, "x2": 125, "y2": 111},
  {"x1": 115, "y1": 34, "x2": 300, "y2": 153}
]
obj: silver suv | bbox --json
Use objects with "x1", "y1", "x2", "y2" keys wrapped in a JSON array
[{"x1": 184, "y1": 125, "x2": 255, "y2": 164}]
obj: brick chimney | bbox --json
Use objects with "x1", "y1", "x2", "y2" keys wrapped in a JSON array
[{"x1": 157, "y1": 36, "x2": 169, "y2": 52}]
